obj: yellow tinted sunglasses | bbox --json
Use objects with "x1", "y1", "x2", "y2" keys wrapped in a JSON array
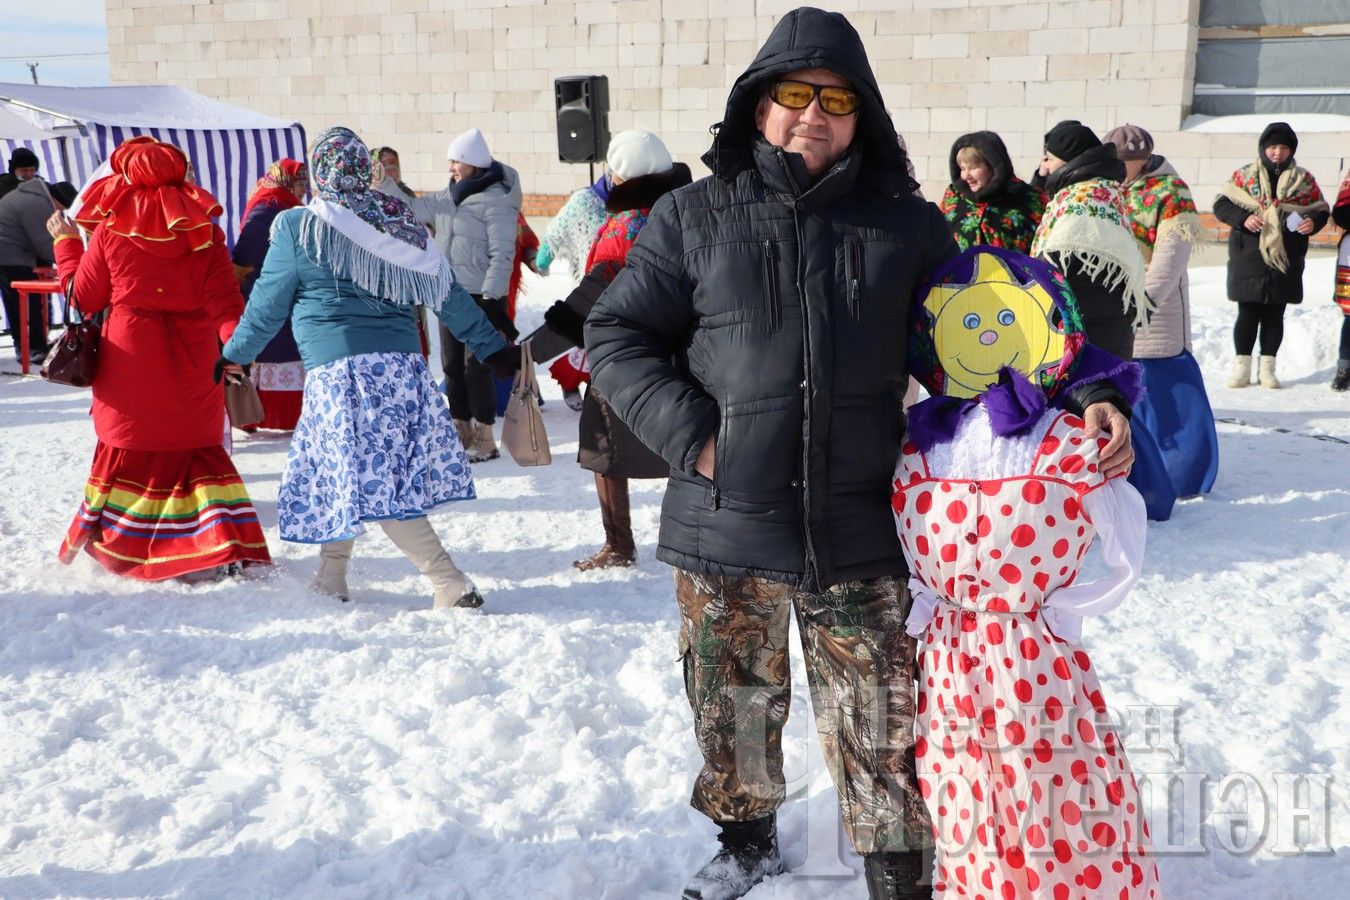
[{"x1": 769, "y1": 80, "x2": 860, "y2": 116}]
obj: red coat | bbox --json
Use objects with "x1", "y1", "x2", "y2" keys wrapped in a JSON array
[{"x1": 54, "y1": 226, "x2": 244, "y2": 451}]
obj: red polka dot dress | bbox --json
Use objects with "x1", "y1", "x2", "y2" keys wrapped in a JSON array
[{"x1": 892, "y1": 407, "x2": 1161, "y2": 899}]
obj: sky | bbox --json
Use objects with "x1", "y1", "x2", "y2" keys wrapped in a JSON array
[{"x1": 0, "y1": 0, "x2": 111, "y2": 87}]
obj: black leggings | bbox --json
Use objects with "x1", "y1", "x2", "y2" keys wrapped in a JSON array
[
  {"x1": 440, "y1": 325, "x2": 497, "y2": 424},
  {"x1": 1340, "y1": 316, "x2": 1350, "y2": 362},
  {"x1": 1233, "y1": 302, "x2": 1286, "y2": 356}
]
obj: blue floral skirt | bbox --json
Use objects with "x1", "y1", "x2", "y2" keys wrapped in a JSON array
[{"x1": 279, "y1": 352, "x2": 475, "y2": 543}]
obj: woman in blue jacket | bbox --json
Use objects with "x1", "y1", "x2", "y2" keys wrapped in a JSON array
[{"x1": 220, "y1": 127, "x2": 516, "y2": 609}]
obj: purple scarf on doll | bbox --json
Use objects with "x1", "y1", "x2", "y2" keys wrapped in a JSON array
[{"x1": 906, "y1": 345, "x2": 1144, "y2": 452}]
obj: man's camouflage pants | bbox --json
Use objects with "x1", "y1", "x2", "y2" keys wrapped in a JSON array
[{"x1": 674, "y1": 569, "x2": 928, "y2": 854}]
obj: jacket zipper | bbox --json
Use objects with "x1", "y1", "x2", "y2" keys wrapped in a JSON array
[
  {"x1": 844, "y1": 239, "x2": 862, "y2": 323},
  {"x1": 711, "y1": 413, "x2": 727, "y2": 510},
  {"x1": 793, "y1": 207, "x2": 819, "y2": 590},
  {"x1": 762, "y1": 239, "x2": 782, "y2": 333}
]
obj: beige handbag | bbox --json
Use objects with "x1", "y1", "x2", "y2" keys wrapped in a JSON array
[{"x1": 501, "y1": 342, "x2": 552, "y2": 466}]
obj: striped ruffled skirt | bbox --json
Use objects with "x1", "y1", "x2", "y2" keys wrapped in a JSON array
[{"x1": 60, "y1": 442, "x2": 272, "y2": 581}]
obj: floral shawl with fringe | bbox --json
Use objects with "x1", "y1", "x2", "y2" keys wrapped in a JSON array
[
  {"x1": 1217, "y1": 160, "x2": 1329, "y2": 274},
  {"x1": 1031, "y1": 177, "x2": 1152, "y2": 329},
  {"x1": 291, "y1": 126, "x2": 457, "y2": 311},
  {"x1": 1121, "y1": 173, "x2": 1200, "y2": 262}
]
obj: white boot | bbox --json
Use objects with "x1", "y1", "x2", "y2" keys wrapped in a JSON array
[
  {"x1": 1257, "y1": 355, "x2": 1281, "y2": 389},
  {"x1": 378, "y1": 517, "x2": 483, "y2": 608},
  {"x1": 1227, "y1": 354, "x2": 1253, "y2": 388},
  {"x1": 313, "y1": 539, "x2": 354, "y2": 602}
]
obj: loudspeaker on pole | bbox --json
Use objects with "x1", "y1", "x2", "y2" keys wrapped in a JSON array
[{"x1": 554, "y1": 75, "x2": 610, "y2": 164}]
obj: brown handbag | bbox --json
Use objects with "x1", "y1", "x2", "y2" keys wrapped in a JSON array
[
  {"x1": 501, "y1": 342, "x2": 552, "y2": 466},
  {"x1": 224, "y1": 375, "x2": 266, "y2": 428},
  {"x1": 40, "y1": 285, "x2": 100, "y2": 388}
]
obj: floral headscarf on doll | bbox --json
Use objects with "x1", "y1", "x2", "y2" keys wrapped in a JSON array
[
  {"x1": 906, "y1": 246, "x2": 1140, "y2": 451},
  {"x1": 297, "y1": 126, "x2": 457, "y2": 310}
]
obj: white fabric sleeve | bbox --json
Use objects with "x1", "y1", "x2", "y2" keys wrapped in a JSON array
[
  {"x1": 1041, "y1": 478, "x2": 1147, "y2": 643},
  {"x1": 905, "y1": 575, "x2": 942, "y2": 638}
]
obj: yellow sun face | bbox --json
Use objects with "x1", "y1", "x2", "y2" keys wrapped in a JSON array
[{"x1": 923, "y1": 253, "x2": 1067, "y2": 398}]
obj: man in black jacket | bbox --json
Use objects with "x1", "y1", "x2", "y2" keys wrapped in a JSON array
[{"x1": 586, "y1": 8, "x2": 1134, "y2": 899}]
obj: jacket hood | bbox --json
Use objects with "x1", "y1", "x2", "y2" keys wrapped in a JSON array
[
  {"x1": 606, "y1": 163, "x2": 694, "y2": 213},
  {"x1": 1259, "y1": 121, "x2": 1298, "y2": 155},
  {"x1": 948, "y1": 130, "x2": 1014, "y2": 201},
  {"x1": 700, "y1": 6, "x2": 910, "y2": 189},
  {"x1": 12, "y1": 178, "x2": 50, "y2": 203},
  {"x1": 1124, "y1": 154, "x2": 1178, "y2": 187},
  {"x1": 1043, "y1": 143, "x2": 1124, "y2": 196}
]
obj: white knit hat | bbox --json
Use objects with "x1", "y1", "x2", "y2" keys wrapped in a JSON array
[
  {"x1": 446, "y1": 128, "x2": 492, "y2": 167},
  {"x1": 606, "y1": 130, "x2": 673, "y2": 181}
]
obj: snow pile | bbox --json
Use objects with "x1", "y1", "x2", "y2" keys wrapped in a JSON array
[{"x1": 1, "y1": 259, "x2": 1347, "y2": 898}]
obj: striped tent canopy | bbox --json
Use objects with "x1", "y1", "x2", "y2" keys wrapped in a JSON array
[{"x1": 0, "y1": 83, "x2": 306, "y2": 249}]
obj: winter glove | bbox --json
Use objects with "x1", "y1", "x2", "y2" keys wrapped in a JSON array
[
  {"x1": 522, "y1": 246, "x2": 541, "y2": 276},
  {"x1": 213, "y1": 356, "x2": 251, "y2": 385},
  {"x1": 475, "y1": 295, "x2": 520, "y2": 341},
  {"x1": 543, "y1": 299, "x2": 587, "y2": 348},
  {"x1": 482, "y1": 343, "x2": 522, "y2": 380}
]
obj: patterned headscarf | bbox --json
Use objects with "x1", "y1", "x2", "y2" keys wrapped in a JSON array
[
  {"x1": 296, "y1": 126, "x2": 454, "y2": 309},
  {"x1": 310, "y1": 126, "x2": 427, "y2": 249},
  {"x1": 242, "y1": 158, "x2": 308, "y2": 221}
]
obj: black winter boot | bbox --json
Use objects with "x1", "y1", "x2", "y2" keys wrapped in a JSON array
[
  {"x1": 862, "y1": 850, "x2": 930, "y2": 900},
  {"x1": 1331, "y1": 360, "x2": 1350, "y2": 392},
  {"x1": 682, "y1": 816, "x2": 784, "y2": 900}
]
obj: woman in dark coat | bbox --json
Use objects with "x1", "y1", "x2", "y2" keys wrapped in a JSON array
[
  {"x1": 1212, "y1": 122, "x2": 1330, "y2": 389},
  {"x1": 537, "y1": 130, "x2": 692, "y2": 570},
  {"x1": 1031, "y1": 120, "x2": 1150, "y2": 362},
  {"x1": 232, "y1": 158, "x2": 308, "y2": 429}
]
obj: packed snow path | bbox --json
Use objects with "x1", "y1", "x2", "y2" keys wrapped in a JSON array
[{"x1": 1, "y1": 259, "x2": 1346, "y2": 898}]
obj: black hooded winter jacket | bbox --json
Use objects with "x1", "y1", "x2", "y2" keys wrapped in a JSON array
[
  {"x1": 587, "y1": 7, "x2": 1127, "y2": 592},
  {"x1": 585, "y1": 8, "x2": 959, "y2": 591}
]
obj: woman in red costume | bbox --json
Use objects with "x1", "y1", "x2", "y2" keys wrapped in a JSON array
[{"x1": 48, "y1": 136, "x2": 271, "y2": 581}]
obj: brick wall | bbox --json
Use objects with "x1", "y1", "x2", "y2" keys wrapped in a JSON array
[{"x1": 105, "y1": 0, "x2": 1349, "y2": 217}]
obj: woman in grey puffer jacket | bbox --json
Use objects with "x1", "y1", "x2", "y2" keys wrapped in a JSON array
[{"x1": 407, "y1": 128, "x2": 522, "y2": 462}]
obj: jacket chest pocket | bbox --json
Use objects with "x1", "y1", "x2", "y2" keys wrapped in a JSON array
[
  {"x1": 842, "y1": 238, "x2": 863, "y2": 323},
  {"x1": 761, "y1": 239, "x2": 783, "y2": 333},
  {"x1": 834, "y1": 238, "x2": 866, "y2": 326},
  {"x1": 836, "y1": 236, "x2": 916, "y2": 328}
]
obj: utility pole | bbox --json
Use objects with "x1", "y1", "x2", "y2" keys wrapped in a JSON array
[{"x1": 26, "y1": 62, "x2": 38, "y2": 84}]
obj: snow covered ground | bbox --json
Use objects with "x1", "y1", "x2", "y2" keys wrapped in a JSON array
[{"x1": 1, "y1": 256, "x2": 1346, "y2": 899}]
